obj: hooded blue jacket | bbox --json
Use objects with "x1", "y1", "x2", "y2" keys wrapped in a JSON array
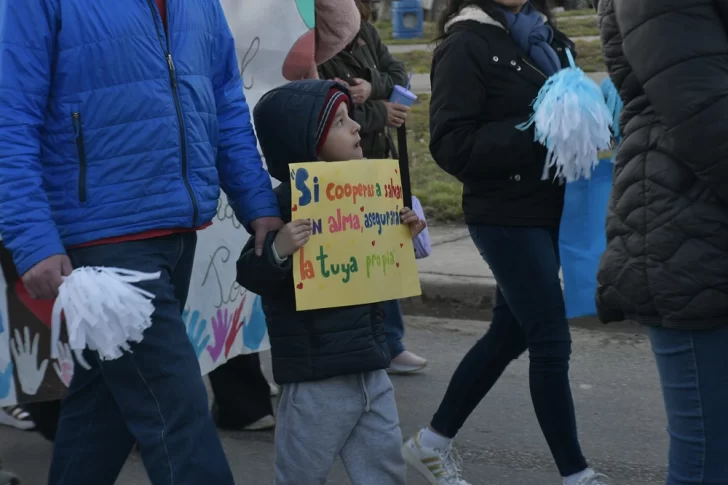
[{"x1": 0, "y1": 0, "x2": 279, "y2": 275}]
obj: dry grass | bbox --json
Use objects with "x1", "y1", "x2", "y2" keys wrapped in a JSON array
[{"x1": 405, "y1": 94, "x2": 463, "y2": 222}]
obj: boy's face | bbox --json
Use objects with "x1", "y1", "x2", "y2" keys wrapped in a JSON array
[{"x1": 319, "y1": 103, "x2": 363, "y2": 161}]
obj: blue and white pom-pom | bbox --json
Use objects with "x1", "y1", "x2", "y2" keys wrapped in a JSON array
[
  {"x1": 51, "y1": 267, "x2": 161, "y2": 361},
  {"x1": 600, "y1": 77, "x2": 622, "y2": 141},
  {"x1": 517, "y1": 49, "x2": 613, "y2": 181}
]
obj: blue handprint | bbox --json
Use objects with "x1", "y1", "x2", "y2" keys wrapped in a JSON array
[
  {"x1": 0, "y1": 361, "x2": 13, "y2": 399},
  {"x1": 243, "y1": 296, "x2": 267, "y2": 351},
  {"x1": 182, "y1": 308, "x2": 210, "y2": 358}
]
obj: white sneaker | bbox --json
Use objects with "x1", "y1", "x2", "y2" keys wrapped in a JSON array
[
  {"x1": 402, "y1": 432, "x2": 471, "y2": 485},
  {"x1": 387, "y1": 351, "x2": 428, "y2": 374},
  {"x1": 572, "y1": 471, "x2": 610, "y2": 485},
  {"x1": 0, "y1": 406, "x2": 35, "y2": 431},
  {"x1": 242, "y1": 414, "x2": 275, "y2": 431}
]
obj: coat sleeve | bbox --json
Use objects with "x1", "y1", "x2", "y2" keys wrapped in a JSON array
[
  {"x1": 614, "y1": 0, "x2": 728, "y2": 202},
  {"x1": 428, "y1": 32, "x2": 541, "y2": 182},
  {"x1": 236, "y1": 231, "x2": 292, "y2": 298},
  {"x1": 212, "y1": 1, "x2": 280, "y2": 228},
  {"x1": 365, "y1": 24, "x2": 408, "y2": 100},
  {"x1": 0, "y1": 0, "x2": 67, "y2": 276}
]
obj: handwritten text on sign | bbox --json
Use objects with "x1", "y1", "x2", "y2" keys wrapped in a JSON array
[{"x1": 291, "y1": 160, "x2": 421, "y2": 311}]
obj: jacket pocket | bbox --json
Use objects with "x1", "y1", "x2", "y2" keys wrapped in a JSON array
[{"x1": 72, "y1": 112, "x2": 87, "y2": 203}]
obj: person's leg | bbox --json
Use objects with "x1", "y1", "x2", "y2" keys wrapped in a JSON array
[
  {"x1": 51, "y1": 233, "x2": 234, "y2": 485},
  {"x1": 383, "y1": 300, "x2": 428, "y2": 374},
  {"x1": 403, "y1": 284, "x2": 526, "y2": 485},
  {"x1": 49, "y1": 348, "x2": 136, "y2": 484},
  {"x1": 23, "y1": 400, "x2": 61, "y2": 441},
  {"x1": 339, "y1": 370, "x2": 406, "y2": 485},
  {"x1": 274, "y1": 375, "x2": 363, "y2": 485},
  {"x1": 209, "y1": 352, "x2": 275, "y2": 430},
  {"x1": 471, "y1": 225, "x2": 588, "y2": 477},
  {"x1": 429, "y1": 287, "x2": 527, "y2": 438},
  {"x1": 382, "y1": 300, "x2": 406, "y2": 359},
  {"x1": 648, "y1": 325, "x2": 728, "y2": 485}
]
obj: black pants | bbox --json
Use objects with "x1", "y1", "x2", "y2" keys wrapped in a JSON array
[
  {"x1": 208, "y1": 353, "x2": 273, "y2": 428},
  {"x1": 431, "y1": 224, "x2": 588, "y2": 477}
]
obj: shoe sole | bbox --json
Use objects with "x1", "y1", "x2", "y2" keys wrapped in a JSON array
[
  {"x1": 0, "y1": 411, "x2": 35, "y2": 431},
  {"x1": 402, "y1": 444, "x2": 440, "y2": 485}
]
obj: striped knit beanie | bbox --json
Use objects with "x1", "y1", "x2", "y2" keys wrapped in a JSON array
[{"x1": 315, "y1": 87, "x2": 351, "y2": 154}]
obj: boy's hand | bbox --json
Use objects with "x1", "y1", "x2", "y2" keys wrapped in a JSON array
[
  {"x1": 273, "y1": 219, "x2": 313, "y2": 258},
  {"x1": 400, "y1": 207, "x2": 426, "y2": 238}
]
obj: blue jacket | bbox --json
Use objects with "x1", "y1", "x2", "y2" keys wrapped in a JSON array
[{"x1": 0, "y1": 0, "x2": 279, "y2": 275}]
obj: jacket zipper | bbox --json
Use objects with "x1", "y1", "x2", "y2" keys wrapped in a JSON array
[
  {"x1": 144, "y1": 0, "x2": 199, "y2": 225},
  {"x1": 520, "y1": 56, "x2": 548, "y2": 79},
  {"x1": 72, "y1": 112, "x2": 87, "y2": 203}
]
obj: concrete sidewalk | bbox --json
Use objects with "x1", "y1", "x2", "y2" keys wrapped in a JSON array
[{"x1": 415, "y1": 225, "x2": 496, "y2": 309}]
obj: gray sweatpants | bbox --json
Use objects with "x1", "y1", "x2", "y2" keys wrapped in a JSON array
[{"x1": 274, "y1": 370, "x2": 406, "y2": 485}]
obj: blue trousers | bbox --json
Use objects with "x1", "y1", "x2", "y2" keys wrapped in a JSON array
[
  {"x1": 49, "y1": 233, "x2": 234, "y2": 485},
  {"x1": 648, "y1": 325, "x2": 728, "y2": 485},
  {"x1": 431, "y1": 225, "x2": 588, "y2": 476},
  {"x1": 383, "y1": 300, "x2": 405, "y2": 358}
]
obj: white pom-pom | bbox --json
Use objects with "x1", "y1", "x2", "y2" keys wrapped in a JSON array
[
  {"x1": 51, "y1": 267, "x2": 161, "y2": 361},
  {"x1": 517, "y1": 49, "x2": 613, "y2": 182}
]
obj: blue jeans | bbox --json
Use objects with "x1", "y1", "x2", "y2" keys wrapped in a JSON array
[
  {"x1": 431, "y1": 225, "x2": 588, "y2": 476},
  {"x1": 648, "y1": 325, "x2": 728, "y2": 485},
  {"x1": 383, "y1": 300, "x2": 405, "y2": 358},
  {"x1": 49, "y1": 233, "x2": 234, "y2": 485}
]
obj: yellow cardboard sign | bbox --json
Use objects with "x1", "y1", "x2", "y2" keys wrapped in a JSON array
[{"x1": 290, "y1": 159, "x2": 422, "y2": 311}]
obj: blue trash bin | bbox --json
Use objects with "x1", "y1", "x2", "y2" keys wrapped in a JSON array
[{"x1": 392, "y1": 0, "x2": 424, "y2": 40}]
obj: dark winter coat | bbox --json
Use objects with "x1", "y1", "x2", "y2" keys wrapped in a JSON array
[
  {"x1": 318, "y1": 22, "x2": 408, "y2": 159},
  {"x1": 596, "y1": 0, "x2": 728, "y2": 330},
  {"x1": 429, "y1": 7, "x2": 575, "y2": 227},
  {"x1": 238, "y1": 80, "x2": 391, "y2": 384}
]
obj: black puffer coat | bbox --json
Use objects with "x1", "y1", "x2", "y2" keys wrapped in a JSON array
[{"x1": 596, "y1": 0, "x2": 728, "y2": 330}]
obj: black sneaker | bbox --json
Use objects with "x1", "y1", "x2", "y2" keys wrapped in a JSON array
[{"x1": 0, "y1": 406, "x2": 36, "y2": 431}]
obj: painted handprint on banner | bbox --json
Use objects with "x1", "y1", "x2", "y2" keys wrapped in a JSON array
[
  {"x1": 11, "y1": 327, "x2": 48, "y2": 396},
  {"x1": 224, "y1": 293, "x2": 247, "y2": 359},
  {"x1": 53, "y1": 342, "x2": 75, "y2": 387},
  {"x1": 206, "y1": 308, "x2": 232, "y2": 363},
  {"x1": 183, "y1": 309, "x2": 210, "y2": 358},
  {"x1": 243, "y1": 296, "x2": 267, "y2": 351}
]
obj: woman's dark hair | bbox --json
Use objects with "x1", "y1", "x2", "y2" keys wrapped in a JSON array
[
  {"x1": 354, "y1": 0, "x2": 371, "y2": 23},
  {"x1": 436, "y1": 0, "x2": 554, "y2": 38}
]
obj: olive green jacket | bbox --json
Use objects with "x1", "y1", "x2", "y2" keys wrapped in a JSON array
[{"x1": 318, "y1": 22, "x2": 408, "y2": 158}]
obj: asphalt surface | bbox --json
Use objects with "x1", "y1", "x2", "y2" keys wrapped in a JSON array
[{"x1": 0, "y1": 316, "x2": 668, "y2": 484}]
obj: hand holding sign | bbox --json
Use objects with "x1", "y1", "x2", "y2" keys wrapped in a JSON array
[{"x1": 274, "y1": 219, "x2": 313, "y2": 258}]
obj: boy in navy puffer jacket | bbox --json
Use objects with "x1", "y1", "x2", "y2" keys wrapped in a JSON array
[{"x1": 237, "y1": 79, "x2": 426, "y2": 485}]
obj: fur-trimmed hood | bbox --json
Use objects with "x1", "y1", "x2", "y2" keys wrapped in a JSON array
[{"x1": 444, "y1": 5, "x2": 547, "y2": 33}]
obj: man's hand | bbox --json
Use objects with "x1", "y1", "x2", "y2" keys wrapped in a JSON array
[
  {"x1": 384, "y1": 102, "x2": 409, "y2": 128},
  {"x1": 348, "y1": 78, "x2": 372, "y2": 104},
  {"x1": 22, "y1": 254, "x2": 73, "y2": 300},
  {"x1": 251, "y1": 216, "x2": 285, "y2": 256},
  {"x1": 273, "y1": 219, "x2": 313, "y2": 258}
]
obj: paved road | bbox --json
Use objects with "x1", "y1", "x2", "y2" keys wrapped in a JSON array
[{"x1": 1, "y1": 316, "x2": 668, "y2": 484}]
